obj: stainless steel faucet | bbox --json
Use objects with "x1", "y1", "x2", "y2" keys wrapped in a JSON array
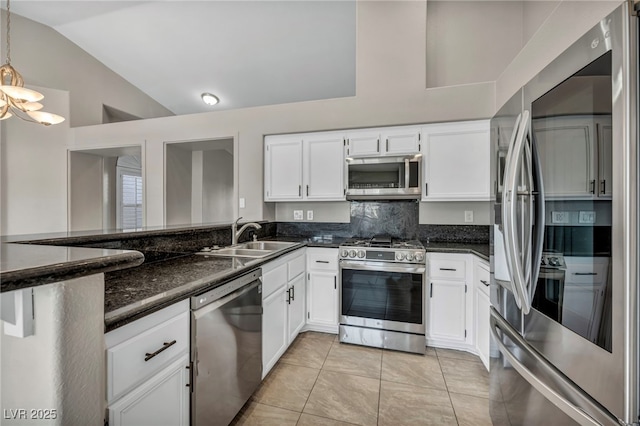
[{"x1": 231, "y1": 217, "x2": 262, "y2": 245}]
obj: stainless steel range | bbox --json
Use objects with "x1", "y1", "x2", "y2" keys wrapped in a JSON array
[{"x1": 338, "y1": 236, "x2": 426, "y2": 354}]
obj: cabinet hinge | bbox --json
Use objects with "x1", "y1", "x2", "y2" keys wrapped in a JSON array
[
  {"x1": 307, "y1": 312, "x2": 310, "y2": 319},
  {"x1": 418, "y1": 144, "x2": 421, "y2": 151},
  {"x1": 418, "y1": 133, "x2": 421, "y2": 141},
  {"x1": 465, "y1": 329, "x2": 467, "y2": 338},
  {"x1": 465, "y1": 284, "x2": 467, "y2": 293},
  {"x1": 343, "y1": 139, "x2": 346, "y2": 146}
]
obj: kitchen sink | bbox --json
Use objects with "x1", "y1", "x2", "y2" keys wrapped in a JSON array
[
  {"x1": 195, "y1": 240, "x2": 299, "y2": 258},
  {"x1": 237, "y1": 241, "x2": 298, "y2": 251}
]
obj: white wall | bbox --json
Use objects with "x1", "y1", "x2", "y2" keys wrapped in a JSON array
[
  {"x1": 165, "y1": 144, "x2": 193, "y2": 226},
  {"x1": 1, "y1": 276, "x2": 105, "y2": 425},
  {"x1": 69, "y1": 151, "x2": 104, "y2": 231},
  {"x1": 1, "y1": 11, "x2": 173, "y2": 127},
  {"x1": 0, "y1": 87, "x2": 69, "y2": 235},
  {"x1": 203, "y1": 149, "x2": 234, "y2": 223}
]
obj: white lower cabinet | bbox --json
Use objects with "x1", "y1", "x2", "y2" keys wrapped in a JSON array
[
  {"x1": 306, "y1": 248, "x2": 339, "y2": 333},
  {"x1": 261, "y1": 248, "x2": 306, "y2": 378},
  {"x1": 105, "y1": 300, "x2": 190, "y2": 426},
  {"x1": 426, "y1": 253, "x2": 474, "y2": 352},
  {"x1": 474, "y1": 258, "x2": 491, "y2": 371},
  {"x1": 109, "y1": 354, "x2": 190, "y2": 426},
  {"x1": 428, "y1": 280, "x2": 467, "y2": 343}
]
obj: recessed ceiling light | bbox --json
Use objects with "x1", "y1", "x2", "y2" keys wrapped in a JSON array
[{"x1": 201, "y1": 93, "x2": 219, "y2": 106}]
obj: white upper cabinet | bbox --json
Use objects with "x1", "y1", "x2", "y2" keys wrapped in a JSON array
[
  {"x1": 533, "y1": 115, "x2": 611, "y2": 200},
  {"x1": 422, "y1": 120, "x2": 490, "y2": 201},
  {"x1": 380, "y1": 126, "x2": 421, "y2": 155},
  {"x1": 345, "y1": 130, "x2": 381, "y2": 157},
  {"x1": 304, "y1": 133, "x2": 346, "y2": 200},
  {"x1": 264, "y1": 135, "x2": 303, "y2": 201},
  {"x1": 265, "y1": 133, "x2": 345, "y2": 202},
  {"x1": 345, "y1": 127, "x2": 421, "y2": 157}
]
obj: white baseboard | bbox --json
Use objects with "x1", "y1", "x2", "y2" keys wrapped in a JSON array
[{"x1": 302, "y1": 323, "x2": 338, "y2": 334}]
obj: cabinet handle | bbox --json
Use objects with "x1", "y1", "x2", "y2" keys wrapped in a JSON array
[
  {"x1": 334, "y1": 276, "x2": 337, "y2": 290},
  {"x1": 298, "y1": 185, "x2": 302, "y2": 197},
  {"x1": 480, "y1": 280, "x2": 490, "y2": 287},
  {"x1": 425, "y1": 183, "x2": 428, "y2": 196},
  {"x1": 430, "y1": 283, "x2": 433, "y2": 298},
  {"x1": 287, "y1": 287, "x2": 292, "y2": 304},
  {"x1": 145, "y1": 340, "x2": 177, "y2": 362},
  {"x1": 386, "y1": 139, "x2": 389, "y2": 151},
  {"x1": 440, "y1": 268, "x2": 457, "y2": 271},
  {"x1": 377, "y1": 139, "x2": 380, "y2": 152},
  {"x1": 601, "y1": 180, "x2": 606, "y2": 195},
  {"x1": 316, "y1": 260, "x2": 330, "y2": 264},
  {"x1": 590, "y1": 180, "x2": 595, "y2": 194},
  {"x1": 291, "y1": 285, "x2": 295, "y2": 301},
  {"x1": 574, "y1": 272, "x2": 597, "y2": 276},
  {"x1": 307, "y1": 185, "x2": 309, "y2": 196}
]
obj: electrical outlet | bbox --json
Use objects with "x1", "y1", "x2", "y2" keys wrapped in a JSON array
[
  {"x1": 239, "y1": 198, "x2": 245, "y2": 209},
  {"x1": 293, "y1": 210, "x2": 303, "y2": 220},
  {"x1": 579, "y1": 211, "x2": 596, "y2": 224},
  {"x1": 307, "y1": 210, "x2": 314, "y2": 221},
  {"x1": 464, "y1": 211, "x2": 473, "y2": 223},
  {"x1": 552, "y1": 211, "x2": 570, "y2": 224}
]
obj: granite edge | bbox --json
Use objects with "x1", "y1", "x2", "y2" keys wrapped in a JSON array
[{"x1": 1, "y1": 250, "x2": 145, "y2": 292}]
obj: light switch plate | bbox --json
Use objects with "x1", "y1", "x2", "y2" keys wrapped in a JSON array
[
  {"x1": 552, "y1": 211, "x2": 570, "y2": 224},
  {"x1": 239, "y1": 198, "x2": 245, "y2": 209},
  {"x1": 293, "y1": 210, "x2": 303, "y2": 220},
  {"x1": 307, "y1": 210, "x2": 314, "y2": 221}
]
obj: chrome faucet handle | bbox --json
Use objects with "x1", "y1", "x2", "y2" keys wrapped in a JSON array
[{"x1": 234, "y1": 217, "x2": 243, "y2": 225}]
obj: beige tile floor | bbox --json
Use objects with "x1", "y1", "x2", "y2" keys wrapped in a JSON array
[{"x1": 231, "y1": 331, "x2": 504, "y2": 426}]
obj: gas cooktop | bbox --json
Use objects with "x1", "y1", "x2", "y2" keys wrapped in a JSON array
[{"x1": 339, "y1": 236, "x2": 425, "y2": 263}]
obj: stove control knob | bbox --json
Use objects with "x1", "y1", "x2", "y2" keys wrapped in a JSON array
[
  {"x1": 549, "y1": 257, "x2": 559, "y2": 267},
  {"x1": 395, "y1": 252, "x2": 406, "y2": 261},
  {"x1": 341, "y1": 249, "x2": 350, "y2": 258},
  {"x1": 406, "y1": 252, "x2": 415, "y2": 261},
  {"x1": 357, "y1": 250, "x2": 365, "y2": 259},
  {"x1": 415, "y1": 252, "x2": 424, "y2": 262},
  {"x1": 349, "y1": 250, "x2": 357, "y2": 258}
]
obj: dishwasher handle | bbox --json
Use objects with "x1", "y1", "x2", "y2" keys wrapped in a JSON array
[{"x1": 191, "y1": 269, "x2": 262, "y2": 310}]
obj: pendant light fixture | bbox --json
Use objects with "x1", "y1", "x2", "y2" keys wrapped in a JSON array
[{"x1": 0, "y1": 0, "x2": 65, "y2": 125}]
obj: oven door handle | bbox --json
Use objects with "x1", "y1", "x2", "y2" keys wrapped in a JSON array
[{"x1": 339, "y1": 261, "x2": 425, "y2": 275}]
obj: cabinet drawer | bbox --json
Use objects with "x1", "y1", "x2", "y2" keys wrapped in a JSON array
[
  {"x1": 288, "y1": 253, "x2": 306, "y2": 280},
  {"x1": 262, "y1": 263, "x2": 288, "y2": 299},
  {"x1": 107, "y1": 310, "x2": 189, "y2": 403},
  {"x1": 565, "y1": 262, "x2": 608, "y2": 285},
  {"x1": 474, "y1": 261, "x2": 490, "y2": 296},
  {"x1": 429, "y1": 258, "x2": 466, "y2": 280},
  {"x1": 307, "y1": 248, "x2": 338, "y2": 271}
]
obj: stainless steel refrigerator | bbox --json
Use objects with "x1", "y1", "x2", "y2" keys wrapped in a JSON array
[{"x1": 489, "y1": 3, "x2": 638, "y2": 425}]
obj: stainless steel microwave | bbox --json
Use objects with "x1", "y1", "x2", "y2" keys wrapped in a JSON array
[{"x1": 345, "y1": 154, "x2": 422, "y2": 200}]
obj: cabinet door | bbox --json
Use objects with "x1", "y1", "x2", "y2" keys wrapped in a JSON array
[
  {"x1": 346, "y1": 130, "x2": 381, "y2": 157},
  {"x1": 428, "y1": 280, "x2": 467, "y2": 343},
  {"x1": 287, "y1": 274, "x2": 306, "y2": 343},
  {"x1": 422, "y1": 120, "x2": 490, "y2": 201},
  {"x1": 307, "y1": 271, "x2": 338, "y2": 326},
  {"x1": 533, "y1": 117, "x2": 595, "y2": 198},
  {"x1": 597, "y1": 118, "x2": 612, "y2": 198},
  {"x1": 381, "y1": 126, "x2": 421, "y2": 155},
  {"x1": 304, "y1": 133, "x2": 345, "y2": 200},
  {"x1": 264, "y1": 136, "x2": 303, "y2": 201},
  {"x1": 262, "y1": 286, "x2": 288, "y2": 378},
  {"x1": 475, "y1": 288, "x2": 490, "y2": 371},
  {"x1": 109, "y1": 354, "x2": 189, "y2": 426}
]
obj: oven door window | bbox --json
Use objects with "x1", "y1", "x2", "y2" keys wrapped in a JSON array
[{"x1": 341, "y1": 269, "x2": 423, "y2": 324}]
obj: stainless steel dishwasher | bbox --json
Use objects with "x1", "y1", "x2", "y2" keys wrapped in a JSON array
[{"x1": 191, "y1": 269, "x2": 262, "y2": 426}]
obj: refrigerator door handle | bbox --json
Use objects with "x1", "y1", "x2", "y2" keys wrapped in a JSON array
[
  {"x1": 490, "y1": 308, "x2": 616, "y2": 426},
  {"x1": 500, "y1": 113, "x2": 523, "y2": 307},
  {"x1": 529, "y1": 133, "x2": 546, "y2": 300},
  {"x1": 503, "y1": 110, "x2": 532, "y2": 313}
]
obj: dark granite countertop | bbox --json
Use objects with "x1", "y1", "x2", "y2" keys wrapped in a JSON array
[
  {"x1": 0, "y1": 243, "x2": 144, "y2": 292},
  {"x1": 423, "y1": 242, "x2": 489, "y2": 261},
  {"x1": 104, "y1": 242, "x2": 306, "y2": 331}
]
